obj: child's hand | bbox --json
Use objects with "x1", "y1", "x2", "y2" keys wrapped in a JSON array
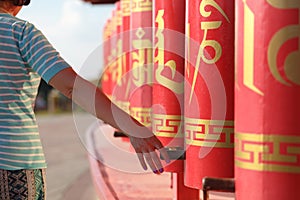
[{"x1": 129, "y1": 135, "x2": 170, "y2": 174}]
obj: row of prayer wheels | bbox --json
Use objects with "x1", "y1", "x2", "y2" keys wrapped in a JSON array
[{"x1": 99, "y1": 0, "x2": 300, "y2": 199}]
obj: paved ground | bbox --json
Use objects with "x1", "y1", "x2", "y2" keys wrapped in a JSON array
[
  {"x1": 36, "y1": 112, "x2": 99, "y2": 200},
  {"x1": 36, "y1": 112, "x2": 235, "y2": 200},
  {"x1": 86, "y1": 122, "x2": 174, "y2": 200},
  {"x1": 36, "y1": 112, "x2": 175, "y2": 200}
]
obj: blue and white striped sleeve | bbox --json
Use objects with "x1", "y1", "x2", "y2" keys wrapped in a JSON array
[{"x1": 18, "y1": 22, "x2": 71, "y2": 83}]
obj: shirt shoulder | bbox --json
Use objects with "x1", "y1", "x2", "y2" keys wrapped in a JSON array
[
  {"x1": 0, "y1": 13, "x2": 27, "y2": 30},
  {"x1": 0, "y1": 13, "x2": 37, "y2": 42}
]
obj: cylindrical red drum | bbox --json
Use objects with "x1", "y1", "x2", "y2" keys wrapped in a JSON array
[
  {"x1": 103, "y1": 9, "x2": 117, "y2": 99},
  {"x1": 113, "y1": 0, "x2": 131, "y2": 114},
  {"x1": 235, "y1": 1, "x2": 300, "y2": 199},
  {"x1": 113, "y1": 0, "x2": 132, "y2": 143},
  {"x1": 184, "y1": 0, "x2": 235, "y2": 189},
  {"x1": 101, "y1": 19, "x2": 112, "y2": 95},
  {"x1": 153, "y1": 0, "x2": 186, "y2": 172},
  {"x1": 129, "y1": 0, "x2": 153, "y2": 128},
  {"x1": 110, "y1": 1, "x2": 131, "y2": 140},
  {"x1": 111, "y1": 2, "x2": 127, "y2": 108},
  {"x1": 110, "y1": 2, "x2": 123, "y2": 102}
]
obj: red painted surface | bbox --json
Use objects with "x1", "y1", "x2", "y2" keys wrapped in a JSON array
[
  {"x1": 235, "y1": 0, "x2": 300, "y2": 199},
  {"x1": 153, "y1": 0, "x2": 186, "y2": 173},
  {"x1": 173, "y1": 173, "x2": 199, "y2": 200},
  {"x1": 128, "y1": 0, "x2": 153, "y2": 128},
  {"x1": 101, "y1": 18, "x2": 112, "y2": 96},
  {"x1": 120, "y1": 0, "x2": 131, "y2": 143},
  {"x1": 184, "y1": 0, "x2": 235, "y2": 189}
]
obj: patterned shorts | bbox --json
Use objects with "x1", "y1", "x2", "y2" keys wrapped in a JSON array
[{"x1": 0, "y1": 169, "x2": 46, "y2": 200}]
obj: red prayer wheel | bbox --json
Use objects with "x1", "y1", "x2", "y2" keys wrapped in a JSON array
[
  {"x1": 153, "y1": 0, "x2": 186, "y2": 172},
  {"x1": 121, "y1": 0, "x2": 130, "y2": 57},
  {"x1": 129, "y1": 0, "x2": 153, "y2": 128},
  {"x1": 101, "y1": 18, "x2": 113, "y2": 97},
  {"x1": 184, "y1": 0, "x2": 235, "y2": 189},
  {"x1": 103, "y1": 19, "x2": 110, "y2": 71},
  {"x1": 111, "y1": 1, "x2": 130, "y2": 140},
  {"x1": 235, "y1": 0, "x2": 300, "y2": 199},
  {"x1": 113, "y1": 0, "x2": 131, "y2": 114},
  {"x1": 111, "y1": 1, "x2": 129, "y2": 111},
  {"x1": 113, "y1": 0, "x2": 131, "y2": 142},
  {"x1": 110, "y1": 2, "x2": 123, "y2": 102},
  {"x1": 103, "y1": 9, "x2": 118, "y2": 99}
]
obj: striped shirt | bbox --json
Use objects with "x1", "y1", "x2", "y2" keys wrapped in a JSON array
[{"x1": 0, "y1": 13, "x2": 70, "y2": 170}]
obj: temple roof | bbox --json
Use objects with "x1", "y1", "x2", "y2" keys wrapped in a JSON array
[{"x1": 82, "y1": 0, "x2": 118, "y2": 4}]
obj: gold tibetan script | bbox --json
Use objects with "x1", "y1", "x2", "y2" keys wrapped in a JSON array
[
  {"x1": 109, "y1": 39, "x2": 124, "y2": 86},
  {"x1": 131, "y1": 28, "x2": 152, "y2": 87},
  {"x1": 189, "y1": 0, "x2": 230, "y2": 104},
  {"x1": 242, "y1": 0, "x2": 264, "y2": 95},
  {"x1": 267, "y1": 0, "x2": 300, "y2": 86},
  {"x1": 154, "y1": 9, "x2": 184, "y2": 95},
  {"x1": 240, "y1": 0, "x2": 300, "y2": 96}
]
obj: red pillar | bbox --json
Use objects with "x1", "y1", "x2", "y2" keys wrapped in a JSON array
[
  {"x1": 111, "y1": 2, "x2": 123, "y2": 102},
  {"x1": 112, "y1": 0, "x2": 132, "y2": 143},
  {"x1": 185, "y1": 0, "x2": 235, "y2": 189},
  {"x1": 115, "y1": 0, "x2": 131, "y2": 114},
  {"x1": 235, "y1": 0, "x2": 300, "y2": 199},
  {"x1": 153, "y1": 0, "x2": 186, "y2": 173},
  {"x1": 101, "y1": 19, "x2": 112, "y2": 95},
  {"x1": 173, "y1": 173, "x2": 200, "y2": 200},
  {"x1": 153, "y1": 1, "x2": 199, "y2": 199},
  {"x1": 129, "y1": 0, "x2": 153, "y2": 128},
  {"x1": 103, "y1": 8, "x2": 118, "y2": 99}
]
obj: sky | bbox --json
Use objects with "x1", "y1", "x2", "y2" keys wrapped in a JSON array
[{"x1": 18, "y1": 0, "x2": 114, "y2": 80}]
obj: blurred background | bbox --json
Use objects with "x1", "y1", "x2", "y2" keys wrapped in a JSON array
[
  {"x1": 18, "y1": 0, "x2": 114, "y2": 113},
  {"x1": 19, "y1": 0, "x2": 113, "y2": 80}
]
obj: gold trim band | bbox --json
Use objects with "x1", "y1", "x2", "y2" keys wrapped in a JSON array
[
  {"x1": 185, "y1": 118, "x2": 234, "y2": 148},
  {"x1": 235, "y1": 132, "x2": 300, "y2": 173},
  {"x1": 152, "y1": 114, "x2": 183, "y2": 138},
  {"x1": 112, "y1": 99, "x2": 130, "y2": 113},
  {"x1": 121, "y1": 0, "x2": 131, "y2": 16},
  {"x1": 131, "y1": 0, "x2": 152, "y2": 13},
  {"x1": 130, "y1": 107, "x2": 151, "y2": 126}
]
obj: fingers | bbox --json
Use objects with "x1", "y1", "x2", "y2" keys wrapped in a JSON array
[
  {"x1": 137, "y1": 153, "x2": 148, "y2": 170},
  {"x1": 158, "y1": 146, "x2": 170, "y2": 164},
  {"x1": 130, "y1": 135, "x2": 168, "y2": 174},
  {"x1": 144, "y1": 153, "x2": 158, "y2": 173},
  {"x1": 137, "y1": 148, "x2": 164, "y2": 174},
  {"x1": 152, "y1": 139, "x2": 170, "y2": 164},
  {"x1": 144, "y1": 152, "x2": 164, "y2": 174},
  {"x1": 150, "y1": 151, "x2": 164, "y2": 173}
]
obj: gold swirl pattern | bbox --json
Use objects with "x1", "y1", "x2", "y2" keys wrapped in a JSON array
[
  {"x1": 130, "y1": 107, "x2": 152, "y2": 127},
  {"x1": 235, "y1": 132, "x2": 300, "y2": 173},
  {"x1": 185, "y1": 118, "x2": 234, "y2": 148},
  {"x1": 152, "y1": 114, "x2": 183, "y2": 138},
  {"x1": 131, "y1": 0, "x2": 152, "y2": 13},
  {"x1": 121, "y1": 0, "x2": 131, "y2": 16}
]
